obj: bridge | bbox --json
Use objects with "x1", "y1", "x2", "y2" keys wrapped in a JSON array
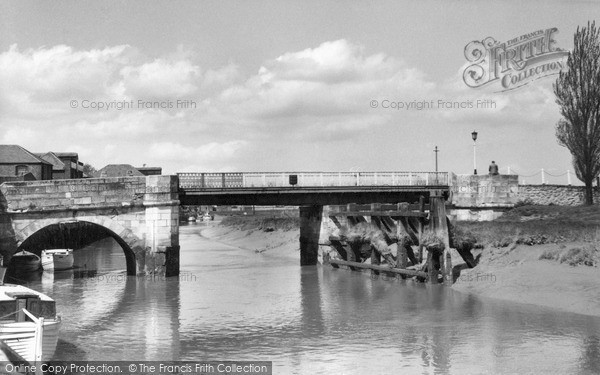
[
  {"x1": 0, "y1": 172, "x2": 451, "y2": 278},
  {"x1": 178, "y1": 172, "x2": 450, "y2": 205}
]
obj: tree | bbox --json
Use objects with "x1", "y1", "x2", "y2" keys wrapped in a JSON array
[
  {"x1": 554, "y1": 21, "x2": 600, "y2": 205},
  {"x1": 82, "y1": 163, "x2": 98, "y2": 177}
]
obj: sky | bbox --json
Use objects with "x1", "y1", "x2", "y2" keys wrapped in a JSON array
[{"x1": 0, "y1": 0, "x2": 598, "y2": 184}]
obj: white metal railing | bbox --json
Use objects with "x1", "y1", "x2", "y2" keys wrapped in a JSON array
[{"x1": 177, "y1": 172, "x2": 449, "y2": 189}]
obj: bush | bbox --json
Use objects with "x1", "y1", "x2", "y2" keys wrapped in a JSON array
[
  {"x1": 516, "y1": 234, "x2": 549, "y2": 246},
  {"x1": 449, "y1": 224, "x2": 477, "y2": 251},
  {"x1": 539, "y1": 248, "x2": 561, "y2": 261},
  {"x1": 559, "y1": 246, "x2": 598, "y2": 267},
  {"x1": 514, "y1": 199, "x2": 534, "y2": 208}
]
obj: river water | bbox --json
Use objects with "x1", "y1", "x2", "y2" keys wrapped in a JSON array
[{"x1": 14, "y1": 223, "x2": 600, "y2": 374}]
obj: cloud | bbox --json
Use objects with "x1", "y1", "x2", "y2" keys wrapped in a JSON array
[
  {"x1": 0, "y1": 39, "x2": 567, "y2": 174},
  {"x1": 210, "y1": 39, "x2": 437, "y2": 140},
  {"x1": 120, "y1": 59, "x2": 201, "y2": 99},
  {"x1": 148, "y1": 141, "x2": 248, "y2": 172},
  {"x1": 0, "y1": 44, "x2": 131, "y2": 109}
]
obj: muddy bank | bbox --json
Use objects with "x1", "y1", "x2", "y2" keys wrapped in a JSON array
[
  {"x1": 453, "y1": 243, "x2": 600, "y2": 317},
  {"x1": 200, "y1": 224, "x2": 300, "y2": 261}
]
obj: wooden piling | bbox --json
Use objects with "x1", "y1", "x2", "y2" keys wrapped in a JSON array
[
  {"x1": 444, "y1": 250, "x2": 453, "y2": 285},
  {"x1": 371, "y1": 246, "x2": 381, "y2": 276},
  {"x1": 328, "y1": 258, "x2": 427, "y2": 278},
  {"x1": 397, "y1": 239, "x2": 408, "y2": 279},
  {"x1": 429, "y1": 190, "x2": 452, "y2": 286},
  {"x1": 418, "y1": 195, "x2": 425, "y2": 263},
  {"x1": 427, "y1": 249, "x2": 438, "y2": 284}
]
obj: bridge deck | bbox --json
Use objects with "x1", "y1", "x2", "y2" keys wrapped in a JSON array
[
  {"x1": 178, "y1": 171, "x2": 449, "y2": 190},
  {"x1": 178, "y1": 172, "x2": 450, "y2": 205}
]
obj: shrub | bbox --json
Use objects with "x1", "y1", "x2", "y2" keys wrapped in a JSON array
[
  {"x1": 559, "y1": 246, "x2": 598, "y2": 267},
  {"x1": 449, "y1": 224, "x2": 477, "y2": 251},
  {"x1": 514, "y1": 199, "x2": 534, "y2": 208},
  {"x1": 539, "y1": 248, "x2": 561, "y2": 261}
]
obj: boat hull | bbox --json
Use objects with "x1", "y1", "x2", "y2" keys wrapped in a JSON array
[
  {"x1": 41, "y1": 250, "x2": 74, "y2": 271},
  {"x1": 10, "y1": 256, "x2": 41, "y2": 273},
  {"x1": 0, "y1": 317, "x2": 61, "y2": 362}
]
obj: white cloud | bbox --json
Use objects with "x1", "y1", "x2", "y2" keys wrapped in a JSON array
[
  {"x1": 0, "y1": 40, "x2": 568, "y2": 174},
  {"x1": 120, "y1": 59, "x2": 201, "y2": 99}
]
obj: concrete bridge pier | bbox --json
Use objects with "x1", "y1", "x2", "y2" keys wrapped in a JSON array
[{"x1": 299, "y1": 205, "x2": 323, "y2": 266}]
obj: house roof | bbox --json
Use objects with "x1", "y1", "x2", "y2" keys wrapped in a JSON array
[
  {"x1": 35, "y1": 152, "x2": 66, "y2": 171},
  {"x1": 136, "y1": 167, "x2": 162, "y2": 172},
  {"x1": 53, "y1": 152, "x2": 79, "y2": 158},
  {"x1": 0, "y1": 145, "x2": 52, "y2": 165},
  {"x1": 96, "y1": 164, "x2": 145, "y2": 177}
]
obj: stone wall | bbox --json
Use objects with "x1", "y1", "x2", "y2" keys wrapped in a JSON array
[
  {"x1": 0, "y1": 176, "x2": 148, "y2": 211},
  {"x1": 517, "y1": 184, "x2": 600, "y2": 206},
  {"x1": 451, "y1": 174, "x2": 519, "y2": 207}
]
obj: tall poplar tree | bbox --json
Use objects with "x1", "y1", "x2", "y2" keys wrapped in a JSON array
[{"x1": 554, "y1": 21, "x2": 600, "y2": 205}]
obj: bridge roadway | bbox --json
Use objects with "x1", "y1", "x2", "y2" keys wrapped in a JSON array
[{"x1": 177, "y1": 172, "x2": 450, "y2": 205}]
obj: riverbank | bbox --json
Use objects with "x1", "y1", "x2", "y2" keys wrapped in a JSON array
[
  {"x1": 452, "y1": 242, "x2": 600, "y2": 316},
  {"x1": 204, "y1": 206, "x2": 600, "y2": 317},
  {"x1": 199, "y1": 218, "x2": 300, "y2": 262},
  {"x1": 453, "y1": 205, "x2": 600, "y2": 316}
]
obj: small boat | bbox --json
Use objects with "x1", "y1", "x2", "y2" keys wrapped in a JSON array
[
  {"x1": 10, "y1": 251, "x2": 41, "y2": 273},
  {"x1": 41, "y1": 249, "x2": 74, "y2": 271},
  {"x1": 0, "y1": 284, "x2": 61, "y2": 362}
]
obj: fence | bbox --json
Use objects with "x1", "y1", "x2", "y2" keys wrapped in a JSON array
[
  {"x1": 178, "y1": 172, "x2": 450, "y2": 189},
  {"x1": 501, "y1": 168, "x2": 581, "y2": 185}
]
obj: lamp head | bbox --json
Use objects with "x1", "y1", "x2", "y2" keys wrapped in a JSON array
[{"x1": 471, "y1": 130, "x2": 478, "y2": 141}]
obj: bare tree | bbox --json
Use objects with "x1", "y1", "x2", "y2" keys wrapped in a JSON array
[{"x1": 554, "y1": 21, "x2": 600, "y2": 205}]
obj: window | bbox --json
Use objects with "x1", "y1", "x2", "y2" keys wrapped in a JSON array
[{"x1": 15, "y1": 165, "x2": 29, "y2": 176}]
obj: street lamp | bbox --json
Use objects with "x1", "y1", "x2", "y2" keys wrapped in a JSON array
[
  {"x1": 434, "y1": 146, "x2": 439, "y2": 172},
  {"x1": 471, "y1": 130, "x2": 478, "y2": 175}
]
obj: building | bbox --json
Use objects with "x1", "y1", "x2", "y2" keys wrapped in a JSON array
[
  {"x1": 35, "y1": 152, "x2": 85, "y2": 180},
  {"x1": 52, "y1": 152, "x2": 83, "y2": 179},
  {"x1": 36, "y1": 152, "x2": 67, "y2": 179},
  {"x1": 0, "y1": 145, "x2": 52, "y2": 180},
  {"x1": 96, "y1": 164, "x2": 145, "y2": 177},
  {"x1": 136, "y1": 167, "x2": 162, "y2": 176}
]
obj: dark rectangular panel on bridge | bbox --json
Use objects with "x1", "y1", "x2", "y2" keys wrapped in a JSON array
[{"x1": 178, "y1": 187, "x2": 448, "y2": 206}]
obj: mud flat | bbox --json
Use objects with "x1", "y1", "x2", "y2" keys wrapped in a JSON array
[
  {"x1": 453, "y1": 242, "x2": 600, "y2": 317},
  {"x1": 200, "y1": 223, "x2": 300, "y2": 262}
]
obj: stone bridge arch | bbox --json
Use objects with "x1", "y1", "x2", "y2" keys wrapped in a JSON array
[
  {"x1": 14, "y1": 216, "x2": 144, "y2": 275},
  {"x1": 0, "y1": 175, "x2": 180, "y2": 276}
]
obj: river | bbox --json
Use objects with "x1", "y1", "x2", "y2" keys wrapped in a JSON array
[{"x1": 14, "y1": 223, "x2": 600, "y2": 374}]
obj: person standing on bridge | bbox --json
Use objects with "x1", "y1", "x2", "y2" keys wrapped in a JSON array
[{"x1": 489, "y1": 161, "x2": 499, "y2": 175}]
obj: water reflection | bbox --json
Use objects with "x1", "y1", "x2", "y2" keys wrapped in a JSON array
[{"x1": 9, "y1": 225, "x2": 600, "y2": 374}]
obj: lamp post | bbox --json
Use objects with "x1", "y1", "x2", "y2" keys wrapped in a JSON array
[
  {"x1": 434, "y1": 146, "x2": 439, "y2": 172},
  {"x1": 471, "y1": 130, "x2": 478, "y2": 175}
]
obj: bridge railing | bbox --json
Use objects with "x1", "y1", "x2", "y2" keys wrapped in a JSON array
[{"x1": 178, "y1": 172, "x2": 449, "y2": 189}]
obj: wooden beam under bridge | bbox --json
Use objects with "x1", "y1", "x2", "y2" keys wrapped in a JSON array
[{"x1": 327, "y1": 258, "x2": 428, "y2": 279}]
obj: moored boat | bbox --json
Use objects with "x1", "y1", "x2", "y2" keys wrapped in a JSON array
[
  {"x1": 41, "y1": 249, "x2": 74, "y2": 271},
  {"x1": 0, "y1": 284, "x2": 61, "y2": 362},
  {"x1": 10, "y1": 251, "x2": 41, "y2": 273}
]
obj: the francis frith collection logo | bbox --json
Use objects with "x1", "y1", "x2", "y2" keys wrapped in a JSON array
[{"x1": 463, "y1": 27, "x2": 569, "y2": 92}]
